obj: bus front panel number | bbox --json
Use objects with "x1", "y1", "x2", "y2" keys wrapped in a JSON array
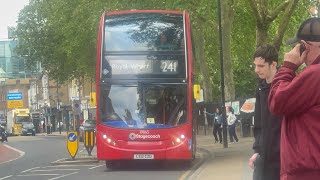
[
  {"x1": 134, "y1": 154, "x2": 154, "y2": 159},
  {"x1": 160, "y1": 60, "x2": 178, "y2": 73}
]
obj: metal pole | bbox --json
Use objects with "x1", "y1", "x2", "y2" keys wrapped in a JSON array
[
  {"x1": 57, "y1": 80, "x2": 61, "y2": 134},
  {"x1": 204, "y1": 108, "x2": 207, "y2": 136},
  {"x1": 45, "y1": 105, "x2": 47, "y2": 134},
  {"x1": 218, "y1": 0, "x2": 228, "y2": 148}
]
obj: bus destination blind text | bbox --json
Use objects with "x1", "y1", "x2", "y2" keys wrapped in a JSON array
[{"x1": 108, "y1": 60, "x2": 179, "y2": 75}]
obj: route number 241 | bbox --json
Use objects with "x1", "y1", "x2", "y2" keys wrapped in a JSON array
[{"x1": 160, "y1": 60, "x2": 178, "y2": 73}]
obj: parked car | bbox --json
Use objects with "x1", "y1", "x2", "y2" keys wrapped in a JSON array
[
  {"x1": 21, "y1": 122, "x2": 36, "y2": 136},
  {"x1": 79, "y1": 120, "x2": 96, "y2": 142}
]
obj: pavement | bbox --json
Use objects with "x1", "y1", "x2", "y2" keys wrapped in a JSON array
[
  {"x1": 189, "y1": 134, "x2": 254, "y2": 180},
  {"x1": 36, "y1": 128, "x2": 255, "y2": 180}
]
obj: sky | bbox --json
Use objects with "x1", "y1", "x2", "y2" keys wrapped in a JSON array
[{"x1": 0, "y1": 0, "x2": 30, "y2": 39}]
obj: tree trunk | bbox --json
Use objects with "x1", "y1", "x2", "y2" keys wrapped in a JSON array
[
  {"x1": 250, "y1": 0, "x2": 299, "y2": 50},
  {"x1": 273, "y1": 0, "x2": 299, "y2": 51},
  {"x1": 222, "y1": 0, "x2": 235, "y2": 101},
  {"x1": 193, "y1": 22, "x2": 213, "y2": 102},
  {"x1": 256, "y1": 22, "x2": 269, "y2": 47}
]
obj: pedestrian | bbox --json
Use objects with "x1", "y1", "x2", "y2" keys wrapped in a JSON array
[
  {"x1": 206, "y1": 107, "x2": 223, "y2": 143},
  {"x1": 268, "y1": 17, "x2": 320, "y2": 180},
  {"x1": 42, "y1": 120, "x2": 46, "y2": 133},
  {"x1": 248, "y1": 45, "x2": 282, "y2": 180},
  {"x1": 227, "y1": 106, "x2": 238, "y2": 143}
]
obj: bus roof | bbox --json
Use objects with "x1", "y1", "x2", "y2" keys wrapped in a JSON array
[{"x1": 105, "y1": 10, "x2": 185, "y2": 16}]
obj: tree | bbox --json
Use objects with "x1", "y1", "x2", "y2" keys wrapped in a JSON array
[
  {"x1": 248, "y1": 0, "x2": 299, "y2": 50},
  {"x1": 220, "y1": 0, "x2": 235, "y2": 101},
  {"x1": 14, "y1": 0, "x2": 312, "y2": 101}
]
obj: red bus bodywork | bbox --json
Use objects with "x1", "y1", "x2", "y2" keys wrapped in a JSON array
[{"x1": 95, "y1": 10, "x2": 194, "y2": 162}]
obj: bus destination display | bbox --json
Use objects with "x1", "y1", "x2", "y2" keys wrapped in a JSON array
[{"x1": 108, "y1": 60, "x2": 179, "y2": 75}]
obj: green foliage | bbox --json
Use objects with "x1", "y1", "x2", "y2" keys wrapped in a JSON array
[{"x1": 14, "y1": 0, "x2": 313, "y2": 99}]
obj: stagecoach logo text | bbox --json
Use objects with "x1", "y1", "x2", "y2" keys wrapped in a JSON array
[{"x1": 129, "y1": 133, "x2": 160, "y2": 140}]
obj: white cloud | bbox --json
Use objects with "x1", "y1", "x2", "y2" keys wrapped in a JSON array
[{"x1": 0, "y1": 0, "x2": 30, "y2": 39}]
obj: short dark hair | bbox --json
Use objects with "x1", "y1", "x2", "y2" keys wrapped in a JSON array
[{"x1": 253, "y1": 45, "x2": 278, "y2": 64}]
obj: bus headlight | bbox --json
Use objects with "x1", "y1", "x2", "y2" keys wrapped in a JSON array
[
  {"x1": 172, "y1": 134, "x2": 186, "y2": 145},
  {"x1": 102, "y1": 134, "x2": 116, "y2": 146}
]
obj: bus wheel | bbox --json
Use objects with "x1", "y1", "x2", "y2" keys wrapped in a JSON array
[{"x1": 105, "y1": 160, "x2": 116, "y2": 170}]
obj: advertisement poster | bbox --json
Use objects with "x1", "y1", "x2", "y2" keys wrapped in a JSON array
[{"x1": 232, "y1": 101, "x2": 240, "y2": 115}]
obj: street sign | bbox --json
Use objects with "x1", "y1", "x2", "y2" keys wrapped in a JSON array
[
  {"x1": 72, "y1": 100, "x2": 81, "y2": 115},
  {"x1": 7, "y1": 92, "x2": 22, "y2": 100},
  {"x1": 7, "y1": 92, "x2": 23, "y2": 109},
  {"x1": 7, "y1": 100, "x2": 23, "y2": 109},
  {"x1": 84, "y1": 130, "x2": 95, "y2": 156},
  {"x1": 67, "y1": 131, "x2": 79, "y2": 160},
  {"x1": 196, "y1": 89, "x2": 204, "y2": 103},
  {"x1": 89, "y1": 92, "x2": 96, "y2": 107}
]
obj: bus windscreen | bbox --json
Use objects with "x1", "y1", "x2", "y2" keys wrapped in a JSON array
[
  {"x1": 99, "y1": 84, "x2": 187, "y2": 129},
  {"x1": 15, "y1": 116, "x2": 31, "y2": 124}
]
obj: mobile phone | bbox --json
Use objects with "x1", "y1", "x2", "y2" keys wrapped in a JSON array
[{"x1": 300, "y1": 43, "x2": 306, "y2": 56}]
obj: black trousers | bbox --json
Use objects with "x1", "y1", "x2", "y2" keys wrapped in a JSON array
[
  {"x1": 213, "y1": 124, "x2": 222, "y2": 143},
  {"x1": 253, "y1": 154, "x2": 280, "y2": 180}
]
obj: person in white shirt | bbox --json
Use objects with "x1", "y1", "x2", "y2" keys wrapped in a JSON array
[{"x1": 227, "y1": 106, "x2": 238, "y2": 143}]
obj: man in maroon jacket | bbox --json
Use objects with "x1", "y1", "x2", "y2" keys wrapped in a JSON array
[{"x1": 269, "y1": 17, "x2": 320, "y2": 180}]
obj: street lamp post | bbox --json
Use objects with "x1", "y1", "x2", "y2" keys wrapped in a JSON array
[{"x1": 218, "y1": 0, "x2": 228, "y2": 148}]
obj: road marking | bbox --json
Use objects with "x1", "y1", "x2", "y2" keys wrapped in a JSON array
[
  {"x1": 79, "y1": 147, "x2": 86, "y2": 153},
  {"x1": 21, "y1": 167, "x2": 40, "y2": 173},
  {"x1": 0, "y1": 145, "x2": 25, "y2": 165},
  {"x1": 89, "y1": 164, "x2": 104, "y2": 169},
  {"x1": 17, "y1": 174, "x2": 60, "y2": 176},
  {"x1": 32, "y1": 169, "x2": 80, "y2": 172},
  {"x1": 44, "y1": 164, "x2": 95, "y2": 168},
  {"x1": 48, "y1": 172, "x2": 78, "y2": 180},
  {"x1": 0, "y1": 175, "x2": 13, "y2": 180},
  {"x1": 51, "y1": 158, "x2": 66, "y2": 164}
]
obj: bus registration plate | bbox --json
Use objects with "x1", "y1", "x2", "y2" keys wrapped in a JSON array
[{"x1": 134, "y1": 154, "x2": 154, "y2": 159}]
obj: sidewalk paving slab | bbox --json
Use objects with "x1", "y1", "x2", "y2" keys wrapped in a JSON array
[{"x1": 193, "y1": 135, "x2": 254, "y2": 180}]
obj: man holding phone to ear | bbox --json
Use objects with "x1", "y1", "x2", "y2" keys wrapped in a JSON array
[{"x1": 269, "y1": 17, "x2": 320, "y2": 180}]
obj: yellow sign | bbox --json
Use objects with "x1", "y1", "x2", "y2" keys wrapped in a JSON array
[
  {"x1": 89, "y1": 92, "x2": 96, "y2": 107},
  {"x1": 7, "y1": 100, "x2": 23, "y2": 109},
  {"x1": 67, "y1": 131, "x2": 78, "y2": 159},
  {"x1": 193, "y1": 84, "x2": 201, "y2": 100},
  {"x1": 147, "y1": 118, "x2": 155, "y2": 124}
]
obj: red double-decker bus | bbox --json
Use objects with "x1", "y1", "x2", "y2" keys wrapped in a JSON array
[{"x1": 95, "y1": 10, "x2": 196, "y2": 168}]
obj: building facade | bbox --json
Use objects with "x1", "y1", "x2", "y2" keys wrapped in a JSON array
[{"x1": 0, "y1": 39, "x2": 37, "y2": 79}]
